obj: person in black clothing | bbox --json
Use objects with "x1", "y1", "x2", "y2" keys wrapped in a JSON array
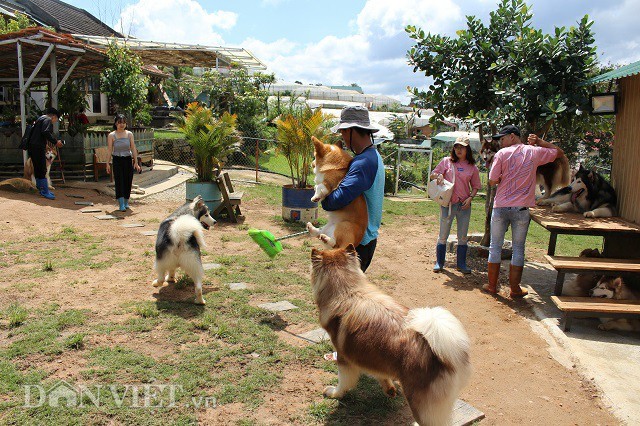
[{"x1": 27, "y1": 107, "x2": 64, "y2": 200}]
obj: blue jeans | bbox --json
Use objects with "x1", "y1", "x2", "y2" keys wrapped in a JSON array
[
  {"x1": 437, "y1": 203, "x2": 472, "y2": 245},
  {"x1": 488, "y1": 207, "x2": 531, "y2": 266}
]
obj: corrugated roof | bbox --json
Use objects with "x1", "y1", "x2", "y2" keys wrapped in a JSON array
[{"x1": 583, "y1": 59, "x2": 640, "y2": 85}]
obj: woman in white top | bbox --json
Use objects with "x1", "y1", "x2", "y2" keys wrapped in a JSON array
[{"x1": 106, "y1": 114, "x2": 141, "y2": 211}]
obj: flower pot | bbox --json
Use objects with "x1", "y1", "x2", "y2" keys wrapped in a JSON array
[
  {"x1": 282, "y1": 185, "x2": 318, "y2": 223},
  {"x1": 186, "y1": 180, "x2": 222, "y2": 212}
]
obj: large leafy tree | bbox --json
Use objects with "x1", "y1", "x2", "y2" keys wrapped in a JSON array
[
  {"x1": 407, "y1": 0, "x2": 598, "y2": 246},
  {"x1": 407, "y1": 0, "x2": 597, "y2": 140},
  {"x1": 100, "y1": 42, "x2": 149, "y2": 124},
  {"x1": 203, "y1": 68, "x2": 275, "y2": 136}
]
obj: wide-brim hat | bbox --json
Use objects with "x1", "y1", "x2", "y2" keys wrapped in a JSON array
[{"x1": 330, "y1": 106, "x2": 379, "y2": 133}]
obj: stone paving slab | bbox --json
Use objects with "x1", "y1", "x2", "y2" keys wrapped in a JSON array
[
  {"x1": 297, "y1": 328, "x2": 329, "y2": 343},
  {"x1": 95, "y1": 214, "x2": 118, "y2": 220},
  {"x1": 80, "y1": 208, "x2": 102, "y2": 213},
  {"x1": 453, "y1": 399, "x2": 484, "y2": 426},
  {"x1": 258, "y1": 300, "x2": 298, "y2": 312},
  {"x1": 141, "y1": 230, "x2": 157, "y2": 236},
  {"x1": 75, "y1": 201, "x2": 94, "y2": 206},
  {"x1": 66, "y1": 194, "x2": 85, "y2": 198},
  {"x1": 227, "y1": 282, "x2": 248, "y2": 291},
  {"x1": 203, "y1": 263, "x2": 222, "y2": 270},
  {"x1": 121, "y1": 223, "x2": 145, "y2": 228}
]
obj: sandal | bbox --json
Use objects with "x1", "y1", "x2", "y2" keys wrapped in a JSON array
[{"x1": 323, "y1": 351, "x2": 338, "y2": 362}]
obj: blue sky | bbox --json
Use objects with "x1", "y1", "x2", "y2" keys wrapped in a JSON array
[{"x1": 65, "y1": 0, "x2": 640, "y2": 103}]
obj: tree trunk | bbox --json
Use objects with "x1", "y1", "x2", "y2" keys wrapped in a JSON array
[{"x1": 480, "y1": 122, "x2": 497, "y2": 247}]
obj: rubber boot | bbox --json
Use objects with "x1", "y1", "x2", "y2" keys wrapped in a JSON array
[
  {"x1": 456, "y1": 244, "x2": 472, "y2": 274},
  {"x1": 509, "y1": 264, "x2": 528, "y2": 298},
  {"x1": 124, "y1": 198, "x2": 130, "y2": 210},
  {"x1": 117, "y1": 197, "x2": 126, "y2": 212},
  {"x1": 35, "y1": 178, "x2": 55, "y2": 200},
  {"x1": 483, "y1": 262, "x2": 500, "y2": 294},
  {"x1": 433, "y1": 243, "x2": 446, "y2": 272}
]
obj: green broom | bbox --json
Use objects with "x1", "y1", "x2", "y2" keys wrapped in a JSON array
[{"x1": 248, "y1": 228, "x2": 309, "y2": 258}]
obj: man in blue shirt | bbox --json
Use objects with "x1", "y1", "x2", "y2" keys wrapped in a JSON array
[{"x1": 322, "y1": 106, "x2": 385, "y2": 272}]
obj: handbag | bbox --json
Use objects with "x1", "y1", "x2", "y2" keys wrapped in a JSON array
[{"x1": 428, "y1": 162, "x2": 456, "y2": 208}]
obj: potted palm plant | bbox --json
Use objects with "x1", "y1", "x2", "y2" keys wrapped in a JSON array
[
  {"x1": 275, "y1": 106, "x2": 332, "y2": 222},
  {"x1": 175, "y1": 102, "x2": 240, "y2": 211}
]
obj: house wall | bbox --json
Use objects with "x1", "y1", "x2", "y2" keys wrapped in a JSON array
[{"x1": 612, "y1": 74, "x2": 640, "y2": 223}]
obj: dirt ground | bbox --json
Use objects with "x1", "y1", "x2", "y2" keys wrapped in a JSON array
[{"x1": 0, "y1": 182, "x2": 620, "y2": 425}]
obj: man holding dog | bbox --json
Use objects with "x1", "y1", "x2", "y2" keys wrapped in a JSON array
[
  {"x1": 321, "y1": 106, "x2": 385, "y2": 272},
  {"x1": 27, "y1": 107, "x2": 64, "y2": 200},
  {"x1": 483, "y1": 125, "x2": 562, "y2": 297}
]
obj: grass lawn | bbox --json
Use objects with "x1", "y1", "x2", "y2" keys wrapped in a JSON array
[
  {"x1": 153, "y1": 130, "x2": 185, "y2": 140},
  {"x1": 0, "y1": 183, "x2": 602, "y2": 425}
]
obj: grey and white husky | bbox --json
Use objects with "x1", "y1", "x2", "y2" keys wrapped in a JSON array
[
  {"x1": 152, "y1": 195, "x2": 216, "y2": 304},
  {"x1": 536, "y1": 164, "x2": 617, "y2": 218}
]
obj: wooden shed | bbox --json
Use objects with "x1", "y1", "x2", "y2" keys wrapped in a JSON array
[{"x1": 586, "y1": 61, "x2": 640, "y2": 224}]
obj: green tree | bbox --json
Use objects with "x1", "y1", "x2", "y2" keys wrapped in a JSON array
[
  {"x1": 0, "y1": 12, "x2": 34, "y2": 34},
  {"x1": 407, "y1": 0, "x2": 597, "y2": 141},
  {"x1": 203, "y1": 68, "x2": 275, "y2": 136},
  {"x1": 163, "y1": 66, "x2": 202, "y2": 106},
  {"x1": 100, "y1": 42, "x2": 149, "y2": 125}
]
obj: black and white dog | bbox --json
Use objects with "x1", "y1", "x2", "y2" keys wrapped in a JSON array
[
  {"x1": 536, "y1": 164, "x2": 617, "y2": 218},
  {"x1": 152, "y1": 195, "x2": 216, "y2": 304}
]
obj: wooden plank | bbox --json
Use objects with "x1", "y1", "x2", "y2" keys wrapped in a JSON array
[
  {"x1": 551, "y1": 296, "x2": 640, "y2": 314},
  {"x1": 530, "y1": 207, "x2": 640, "y2": 234},
  {"x1": 544, "y1": 255, "x2": 640, "y2": 273}
]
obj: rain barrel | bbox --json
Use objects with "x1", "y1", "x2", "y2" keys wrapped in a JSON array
[{"x1": 281, "y1": 185, "x2": 318, "y2": 223}]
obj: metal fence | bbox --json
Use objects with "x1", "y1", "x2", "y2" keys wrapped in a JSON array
[
  {"x1": 153, "y1": 129, "x2": 289, "y2": 182},
  {"x1": 151, "y1": 131, "x2": 464, "y2": 194}
]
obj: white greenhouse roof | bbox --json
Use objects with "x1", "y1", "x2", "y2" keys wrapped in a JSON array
[
  {"x1": 269, "y1": 82, "x2": 402, "y2": 108},
  {"x1": 71, "y1": 34, "x2": 266, "y2": 70}
]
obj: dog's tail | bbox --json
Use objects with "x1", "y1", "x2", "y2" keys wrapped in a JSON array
[
  {"x1": 170, "y1": 216, "x2": 207, "y2": 249},
  {"x1": 406, "y1": 306, "x2": 470, "y2": 369}
]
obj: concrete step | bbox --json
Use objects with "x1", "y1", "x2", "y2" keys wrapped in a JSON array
[{"x1": 133, "y1": 164, "x2": 178, "y2": 188}]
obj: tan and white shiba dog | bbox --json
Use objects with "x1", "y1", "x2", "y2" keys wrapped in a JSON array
[
  {"x1": 590, "y1": 276, "x2": 640, "y2": 332},
  {"x1": 306, "y1": 136, "x2": 368, "y2": 248},
  {"x1": 311, "y1": 245, "x2": 472, "y2": 426},
  {"x1": 23, "y1": 145, "x2": 56, "y2": 190}
]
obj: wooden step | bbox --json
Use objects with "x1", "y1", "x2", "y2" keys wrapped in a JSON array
[
  {"x1": 544, "y1": 255, "x2": 640, "y2": 274},
  {"x1": 551, "y1": 295, "x2": 640, "y2": 331}
]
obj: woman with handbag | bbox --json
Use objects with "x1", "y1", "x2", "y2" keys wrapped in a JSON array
[{"x1": 429, "y1": 136, "x2": 481, "y2": 273}]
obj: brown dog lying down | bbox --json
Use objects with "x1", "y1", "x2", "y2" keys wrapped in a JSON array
[{"x1": 311, "y1": 245, "x2": 471, "y2": 426}]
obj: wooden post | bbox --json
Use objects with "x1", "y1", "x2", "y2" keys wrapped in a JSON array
[{"x1": 17, "y1": 42, "x2": 28, "y2": 166}]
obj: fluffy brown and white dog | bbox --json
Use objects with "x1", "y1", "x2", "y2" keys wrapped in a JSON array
[
  {"x1": 23, "y1": 144, "x2": 56, "y2": 190},
  {"x1": 561, "y1": 248, "x2": 603, "y2": 297},
  {"x1": 480, "y1": 138, "x2": 570, "y2": 200},
  {"x1": 311, "y1": 245, "x2": 471, "y2": 426},
  {"x1": 306, "y1": 136, "x2": 368, "y2": 248},
  {"x1": 590, "y1": 276, "x2": 640, "y2": 332}
]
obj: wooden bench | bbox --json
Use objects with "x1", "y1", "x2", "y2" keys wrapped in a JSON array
[
  {"x1": 137, "y1": 150, "x2": 154, "y2": 169},
  {"x1": 93, "y1": 146, "x2": 113, "y2": 182},
  {"x1": 544, "y1": 255, "x2": 640, "y2": 296},
  {"x1": 213, "y1": 172, "x2": 243, "y2": 222},
  {"x1": 551, "y1": 296, "x2": 640, "y2": 331}
]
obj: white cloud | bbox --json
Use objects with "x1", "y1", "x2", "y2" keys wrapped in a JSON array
[
  {"x1": 247, "y1": 0, "x2": 464, "y2": 103},
  {"x1": 589, "y1": 0, "x2": 640, "y2": 65},
  {"x1": 118, "y1": 0, "x2": 236, "y2": 45}
]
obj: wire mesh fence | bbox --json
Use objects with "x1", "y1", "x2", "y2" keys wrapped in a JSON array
[
  {"x1": 152, "y1": 131, "x2": 483, "y2": 193},
  {"x1": 153, "y1": 129, "x2": 291, "y2": 182}
]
